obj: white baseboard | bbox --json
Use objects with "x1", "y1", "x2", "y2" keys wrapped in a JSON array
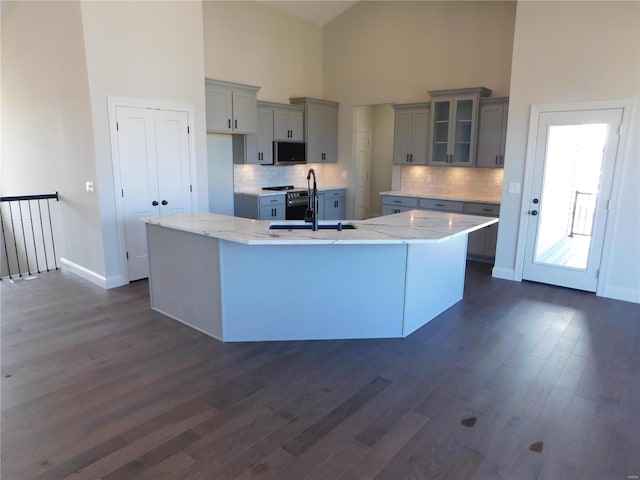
[
  {"x1": 492, "y1": 266, "x2": 517, "y2": 281},
  {"x1": 599, "y1": 285, "x2": 640, "y2": 304},
  {"x1": 60, "y1": 258, "x2": 128, "y2": 289}
]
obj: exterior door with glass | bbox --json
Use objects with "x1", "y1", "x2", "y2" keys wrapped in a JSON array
[{"x1": 522, "y1": 108, "x2": 623, "y2": 292}]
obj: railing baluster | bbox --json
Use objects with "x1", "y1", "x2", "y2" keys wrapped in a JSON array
[
  {"x1": 8, "y1": 203, "x2": 22, "y2": 277},
  {"x1": 28, "y1": 200, "x2": 41, "y2": 273},
  {"x1": 18, "y1": 201, "x2": 32, "y2": 275},
  {"x1": 47, "y1": 198, "x2": 58, "y2": 270},
  {"x1": 1, "y1": 207, "x2": 12, "y2": 279},
  {"x1": 38, "y1": 199, "x2": 50, "y2": 272}
]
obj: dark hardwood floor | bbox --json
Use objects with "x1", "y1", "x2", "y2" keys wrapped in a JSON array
[{"x1": 2, "y1": 263, "x2": 638, "y2": 479}]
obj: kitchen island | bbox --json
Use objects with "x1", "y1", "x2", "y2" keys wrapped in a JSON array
[{"x1": 144, "y1": 211, "x2": 497, "y2": 342}]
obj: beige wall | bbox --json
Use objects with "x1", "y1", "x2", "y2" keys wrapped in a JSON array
[
  {"x1": 1, "y1": 1, "x2": 102, "y2": 275},
  {"x1": 323, "y1": 1, "x2": 517, "y2": 210},
  {"x1": 202, "y1": 1, "x2": 323, "y2": 103},
  {"x1": 495, "y1": 1, "x2": 639, "y2": 301},
  {"x1": 80, "y1": 0, "x2": 207, "y2": 285}
]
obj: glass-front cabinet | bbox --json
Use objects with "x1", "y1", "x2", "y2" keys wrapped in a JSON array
[{"x1": 429, "y1": 87, "x2": 491, "y2": 167}]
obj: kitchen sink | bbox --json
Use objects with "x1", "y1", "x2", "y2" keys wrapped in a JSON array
[{"x1": 269, "y1": 221, "x2": 357, "y2": 230}]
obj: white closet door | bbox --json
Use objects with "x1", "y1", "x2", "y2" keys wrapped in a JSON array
[
  {"x1": 115, "y1": 106, "x2": 192, "y2": 282},
  {"x1": 154, "y1": 110, "x2": 192, "y2": 216},
  {"x1": 116, "y1": 106, "x2": 159, "y2": 281}
]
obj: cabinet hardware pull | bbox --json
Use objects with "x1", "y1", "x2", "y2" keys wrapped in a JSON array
[
  {"x1": 152, "y1": 200, "x2": 159, "y2": 206},
  {"x1": 393, "y1": 200, "x2": 402, "y2": 203},
  {"x1": 161, "y1": 200, "x2": 168, "y2": 206},
  {"x1": 234, "y1": 119, "x2": 238, "y2": 129},
  {"x1": 228, "y1": 119, "x2": 231, "y2": 128},
  {"x1": 435, "y1": 203, "x2": 445, "y2": 207},
  {"x1": 496, "y1": 155, "x2": 499, "y2": 165}
]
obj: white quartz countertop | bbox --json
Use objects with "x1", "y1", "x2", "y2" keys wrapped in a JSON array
[
  {"x1": 144, "y1": 210, "x2": 498, "y2": 245},
  {"x1": 380, "y1": 191, "x2": 502, "y2": 205},
  {"x1": 235, "y1": 186, "x2": 347, "y2": 196}
]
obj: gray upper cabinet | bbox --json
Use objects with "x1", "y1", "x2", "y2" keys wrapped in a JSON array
[
  {"x1": 205, "y1": 79, "x2": 260, "y2": 134},
  {"x1": 273, "y1": 105, "x2": 304, "y2": 141},
  {"x1": 392, "y1": 103, "x2": 430, "y2": 165},
  {"x1": 428, "y1": 87, "x2": 491, "y2": 167},
  {"x1": 233, "y1": 103, "x2": 274, "y2": 165},
  {"x1": 290, "y1": 97, "x2": 339, "y2": 163},
  {"x1": 476, "y1": 97, "x2": 508, "y2": 168}
]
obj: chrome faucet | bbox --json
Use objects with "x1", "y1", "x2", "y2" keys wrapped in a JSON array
[{"x1": 305, "y1": 168, "x2": 319, "y2": 231}]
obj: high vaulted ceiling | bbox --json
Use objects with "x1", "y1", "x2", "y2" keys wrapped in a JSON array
[{"x1": 257, "y1": 1, "x2": 358, "y2": 26}]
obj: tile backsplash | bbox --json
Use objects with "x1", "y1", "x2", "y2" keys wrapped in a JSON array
[
  {"x1": 399, "y1": 166, "x2": 503, "y2": 198},
  {"x1": 234, "y1": 164, "x2": 341, "y2": 191}
]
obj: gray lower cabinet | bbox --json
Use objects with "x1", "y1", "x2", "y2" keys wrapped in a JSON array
[
  {"x1": 476, "y1": 97, "x2": 508, "y2": 168},
  {"x1": 322, "y1": 189, "x2": 345, "y2": 220},
  {"x1": 234, "y1": 193, "x2": 285, "y2": 220},
  {"x1": 380, "y1": 194, "x2": 499, "y2": 259},
  {"x1": 463, "y1": 202, "x2": 500, "y2": 258},
  {"x1": 381, "y1": 195, "x2": 418, "y2": 215}
]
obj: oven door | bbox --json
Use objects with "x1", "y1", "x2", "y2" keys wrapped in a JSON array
[{"x1": 286, "y1": 202, "x2": 307, "y2": 220}]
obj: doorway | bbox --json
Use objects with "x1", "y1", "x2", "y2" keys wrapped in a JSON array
[
  {"x1": 109, "y1": 99, "x2": 194, "y2": 282},
  {"x1": 521, "y1": 107, "x2": 623, "y2": 292}
]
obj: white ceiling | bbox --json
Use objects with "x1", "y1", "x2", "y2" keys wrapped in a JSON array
[{"x1": 257, "y1": 1, "x2": 358, "y2": 26}]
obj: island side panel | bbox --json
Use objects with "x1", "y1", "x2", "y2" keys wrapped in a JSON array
[
  {"x1": 147, "y1": 224, "x2": 223, "y2": 339},
  {"x1": 402, "y1": 234, "x2": 468, "y2": 336},
  {"x1": 218, "y1": 241, "x2": 407, "y2": 341}
]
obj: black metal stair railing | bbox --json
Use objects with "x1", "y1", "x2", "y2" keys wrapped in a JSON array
[{"x1": 1, "y1": 192, "x2": 59, "y2": 279}]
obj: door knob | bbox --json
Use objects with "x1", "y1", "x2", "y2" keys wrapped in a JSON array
[
  {"x1": 532, "y1": 198, "x2": 539, "y2": 204},
  {"x1": 529, "y1": 210, "x2": 538, "y2": 216},
  {"x1": 161, "y1": 200, "x2": 168, "y2": 206},
  {"x1": 152, "y1": 200, "x2": 159, "y2": 206}
]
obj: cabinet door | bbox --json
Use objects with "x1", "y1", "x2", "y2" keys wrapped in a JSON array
[
  {"x1": 451, "y1": 96, "x2": 475, "y2": 166},
  {"x1": 289, "y1": 110, "x2": 304, "y2": 141},
  {"x1": 205, "y1": 85, "x2": 233, "y2": 133},
  {"x1": 257, "y1": 107, "x2": 274, "y2": 165},
  {"x1": 259, "y1": 205, "x2": 285, "y2": 220},
  {"x1": 307, "y1": 104, "x2": 338, "y2": 163},
  {"x1": 476, "y1": 102, "x2": 507, "y2": 168},
  {"x1": 484, "y1": 223, "x2": 499, "y2": 257},
  {"x1": 273, "y1": 109, "x2": 291, "y2": 140},
  {"x1": 410, "y1": 109, "x2": 430, "y2": 165},
  {"x1": 467, "y1": 229, "x2": 487, "y2": 256},
  {"x1": 231, "y1": 90, "x2": 257, "y2": 134},
  {"x1": 430, "y1": 98, "x2": 452, "y2": 164},
  {"x1": 393, "y1": 110, "x2": 413, "y2": 165},
  {"x1": 324, "y1": 196, "x2": 344, "y2": 220}
]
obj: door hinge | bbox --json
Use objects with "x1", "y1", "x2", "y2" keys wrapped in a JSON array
[
  {"x1": 189, "y1": 184, "x2": 193, "y2": 192},
  {"x1": 126, "y1": 251, "x2": 129, "y2": 260}
]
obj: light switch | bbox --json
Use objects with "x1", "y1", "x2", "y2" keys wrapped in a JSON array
[
  {"x1": 508, "y1": 182, "x2": 520, "y2": 194},
  {"x1": 86, "y1": 181, "x2": 94, "y2": 193},
  {"x1": 341, "y1": 170, "x2": 348, "y2": 179}
]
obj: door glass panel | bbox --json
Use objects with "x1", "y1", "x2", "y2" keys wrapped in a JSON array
[
  {"x1": 454, "y1": 99, "x2": 473, "y2": 163},
  {"x1": 432, "y1": 101, "x2": 450, "y2": 162},
  {"x1": 534, "y1": 123, "x2": 608, "y2": 269}
]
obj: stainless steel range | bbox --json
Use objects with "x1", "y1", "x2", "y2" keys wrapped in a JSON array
[{"x1": 262, "y1": 185, "x2": 309, "y2": 220}]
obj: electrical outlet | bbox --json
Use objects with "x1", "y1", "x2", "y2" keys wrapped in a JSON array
[
  {"x1": 341, "y1": 170, "x2": 348, "y2": 179},
  {"x1": 86, "y1": 181, "x2": 94, "y2": 193},
  {"x1": 426, "y1": 175, "x2": 432, "y2": 183}
]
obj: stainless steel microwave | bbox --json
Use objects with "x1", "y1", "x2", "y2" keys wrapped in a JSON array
[{"x1": 273, "y1": 141, "x2": 306, "y2": 165}]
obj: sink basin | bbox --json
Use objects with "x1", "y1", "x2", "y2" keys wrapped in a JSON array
[{"x1": 269, "y1": 221, "x2": 357, "y2": 230}]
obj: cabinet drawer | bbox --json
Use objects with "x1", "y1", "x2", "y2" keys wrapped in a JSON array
[
  {"x1": 463, "y1": 202, "x2": 500, "y2": 217},
  {"x1": 322, "y1": 189, "x2": 345, "y2": 199},
  {"x1": 382, "y1": 195, "x2": 419, "y2": 208},
  {"x1": 259, "y1": 195, "x2": 285, "y2": 207},
  {"x1": 419, "y1": 198, "x2": 464, "y2": 212}
]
